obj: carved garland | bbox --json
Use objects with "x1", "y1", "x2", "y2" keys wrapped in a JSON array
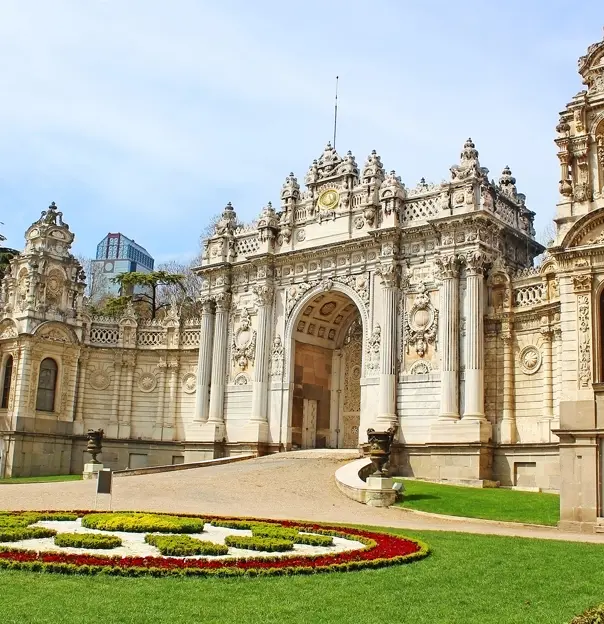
[
  {"x1": 365, "y1": 324, "x2": 381, "y2": 377},
  {"x1": 577, "y1": 294, "x2": 592, "y2": 387}
]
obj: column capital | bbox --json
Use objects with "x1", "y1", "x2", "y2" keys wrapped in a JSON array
[
  {"x1": 464, "y1": 250, "x2": 490, "y2": 276},
  {"x1": 253, "y1": 284, "x2": 274, "y2": 307},
  {"x1": 376, "y1": 262, "x2": 400, "y2": 288},
  {"x1": 200, "y1": 296, "x2": 215, "y2": 314},
  {"x1": 434, "y1": 254, "x2": 461, "y2": 279},
  {"x1": 213, "y1": 291, "x2": 232, "y2": 311}
]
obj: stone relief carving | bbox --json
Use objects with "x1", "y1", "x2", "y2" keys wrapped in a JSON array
[
  {"x1": 270, "y1": 335, "x2": 284, "y2": 378},
  {"x1": 409, "y1": 360, "x2": 432, "y2": 375},
  {"x1": 365, "y1": 324, "x2": 381, "y2": 377},
  {"x1": 89, "y1": 366, "x2": 112, "y2": 391},
  {"x1": 519, "y1": 345, "x2": 542, "y2": 375},
  {"x1": 285, "y1": 273, "x2": 370, "y2": 318},
  {"x1": 181, "y1": 372, "x2": 197, "y2": 394},
  {"x1": 232, "y1": 308, "x2": 256, "y2": 371},
  {"x1": 403, "y1": 283, "x2": 438, "y2": 358},
  {"x1": 137, "y1": 371, "x2": 158, "y2": 393},
  {"x1": 233, "y1": 372, "x2": 249, "y2": 385},
  {"x1": 577, "y1": 294, "x2": 592, "y2": 387},
  {"x1": 572, "y1": 274, "x2": 593, "y2": 292}
]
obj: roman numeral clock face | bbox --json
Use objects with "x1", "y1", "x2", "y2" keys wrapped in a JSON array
[{"x1": 318, "y1": 189, "x2": 340, "y2": 210}]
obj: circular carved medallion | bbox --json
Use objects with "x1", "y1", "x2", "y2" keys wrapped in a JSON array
[
  {"x1": 296, "y1": 229, "x2": 306, "y2": 242},
  {"x1": 138, "y1": 372, "x2": 157, "y2": 393},
  {"x1": 318, "y1": 189, "x2": 340, "y2": 210},
  {"x1": 519, "y1": 345, "x2": 542, "y2": 375},
  {"x1": 182, "y1": 372, "x2": 196, "y2": 394},
  {"x1": 89, "y1": 371, "x2": 110, "y2": 391}
]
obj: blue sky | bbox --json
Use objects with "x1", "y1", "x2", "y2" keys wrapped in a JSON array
[{"x1": 0, "y1": 1, "x2": 602, "y2": 263}]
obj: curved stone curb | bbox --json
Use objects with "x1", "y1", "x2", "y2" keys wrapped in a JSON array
[
  {"x1": 334, "y1": 458, "x2": 397, "y2": 507},
  {"x1": 393, "y1": 505, "x2": 559, "y2": 531}
]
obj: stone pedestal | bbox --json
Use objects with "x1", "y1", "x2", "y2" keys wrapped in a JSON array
[
  {"x1": 365, "y1": 475, "x2": 396, "y2": 507},
  {"x1": 431, "y1": 419, "x2": 492, "y2": 443},
  {"x1": 83, "y1": 462, "x2": 103, "y2": 480},
  {"x1": 198, "y1": 421, "x2": 226, "y2": 442}
]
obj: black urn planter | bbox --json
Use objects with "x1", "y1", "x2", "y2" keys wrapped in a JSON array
[
  {"x1": 367, "y1": 427, "x2": 396, "y2": 477},
  {"x1": 86, "y1": 429, "x2": 104, "y2": 464}
]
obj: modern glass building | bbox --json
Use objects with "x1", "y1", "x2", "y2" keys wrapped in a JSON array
[{"x1": 90, "y1": 233, "x2": 154, "y2": 299}]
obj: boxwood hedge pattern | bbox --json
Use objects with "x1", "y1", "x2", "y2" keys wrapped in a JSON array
[
  {"x1": 81, "y1": 513, "x2": 205, "y2": 534},
  {"x1": 0, "y1": 511, "x2": 430, "y2": 577},
  {"x1": 145, "y1": 534, "x2": 228, "y2": 557},
  {"x1": 54, "y1": 533, "x2": 122, "y2": 550}
]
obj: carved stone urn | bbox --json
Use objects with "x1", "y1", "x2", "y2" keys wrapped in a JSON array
[
  {"x1": 86, "y1": 429, "x2": 104, "y2": 464},
  {"x1": 367, "y1": 427, "x2": 397, "y2": 477}
]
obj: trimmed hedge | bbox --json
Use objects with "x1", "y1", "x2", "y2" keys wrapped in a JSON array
[
  {"x1": 81, "y1": 513, "x2": 205, "y2": 534},
  {"x1": 569, "y1": 603, "x2": 604, "y2": 623},
  {"x1": 145, "y1": 534, "x2": 228, "y2": 557},
  {"x1": 224, "y1": 535, "x2": 294, "y2": 552},
  {"x1": 54, "y1": 533, "x2": 122, "y2": 550},
  {"x1": 0, "y1": 527, "x2": 57, "y2": 542},
  {"x1": 251, "y1": 524, "x2": 333, "y2": 547},
  {"x1": 0, "y1": 512, "x2": 77, "y2": 529},
  {"x1": 209, "y1": 519, "x2": 255, "y2": 530}
]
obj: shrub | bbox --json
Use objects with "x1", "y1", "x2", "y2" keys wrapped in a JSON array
[
  {"x1": 81, "y1": 513, "x2": 204, "y2": 534},
  {"x1": 0, "y1": 527, "x2": 57, "y2": 542},
  {"x1": 209, "y1": 519, "x2": 255, "y2": 530},
  {"x1": 250, "y1": 525, "x2": 333, "y2": 547},
  {"x1": 569, "y1": 603, "x2": 604, "y2": 623},
  {"x1": 224, "y1": 535, "x2": 294, "y2": 552},
  {"x1": 0, "y1": 512, "x2": 77, "y2": 529},
  {"x1": 145, "y1": 534, "x2": 228, "y2": 556},
  {"x1": 54, "y1": 533, "x2": 122, "y2": 549}
]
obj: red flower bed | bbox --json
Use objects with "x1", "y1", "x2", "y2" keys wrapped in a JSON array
[{"x1": 0, "y1": 511, "x2": 429, "y2": 577}]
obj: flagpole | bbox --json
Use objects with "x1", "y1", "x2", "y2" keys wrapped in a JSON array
[{"x1": 333, "y1": 76, "x2": 339, "y2": 149}]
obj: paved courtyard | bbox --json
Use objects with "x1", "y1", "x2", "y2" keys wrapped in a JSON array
[{"x1": 1, "y1": 451, "x2": 603, "y2": 544}]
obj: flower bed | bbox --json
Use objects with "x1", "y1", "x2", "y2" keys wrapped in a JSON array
[
  {"x1": 54, "y1": 533, "x2": 122, "y2": 550},
  {"x1": 81, "y1": 513, "x2": 205, "y2": 534},
  {"x1": 251, "y1": 524, "x2": 333, "y2": 547},
  {"x1": 145, "y1": 534, "x2": 228, "y2": 557},
  {"x1": 0, "y1": 511, "x2": 429, "y2": 577},
  {"x1": 0, "y1": 527, "x2": 57, "y2": 543}
]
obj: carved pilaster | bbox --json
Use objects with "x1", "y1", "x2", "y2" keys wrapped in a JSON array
[
  {"x1": 194, "y1": 296, "x2": 215, "y2": 423},
  {"x1": 500, "y1": 320, "x2": 516, "y2": 444}
]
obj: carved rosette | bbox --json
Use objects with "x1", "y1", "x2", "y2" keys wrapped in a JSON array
[
  {"x1": 403, "y1": 284, "x2": 438, "y2": 358},
  {"x1": 519, "y1": 345, "x2": 542, "y2": 375}
]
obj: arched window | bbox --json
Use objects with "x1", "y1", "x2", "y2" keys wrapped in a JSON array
[
  {"x1": 35, "y1": 358, "x2": 58, "y2": 412},
  {"x1": 1, "y1": 356, "x2": 13, "y2": 409}
]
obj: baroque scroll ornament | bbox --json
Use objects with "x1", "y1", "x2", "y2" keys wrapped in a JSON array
[
  {"x1": 232, "y1": 308, "x2": 257, "y2": 371},
  {"x1": 404, "y1": 284, "x2": 438, "y2": 358},
  {"x1": 365, "y1": 324, "x2": 381, "y2": 377}
]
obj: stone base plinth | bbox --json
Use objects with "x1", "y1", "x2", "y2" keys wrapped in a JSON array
[
  {"x1": 430, "y1": 418, "x2": 492, "y2": 444},
  {"x1": 83, "y1": 462, "x2": 103, "y2": 480},
  {"x1": 198, "y1": 421, "x2": 226, "y2": 442},
  {"x1": 241, "y1": 420, "x2": 269, "y2": 443},
  {"x1": 365, "y1": 476, "x2": 396, "y2": 507}
]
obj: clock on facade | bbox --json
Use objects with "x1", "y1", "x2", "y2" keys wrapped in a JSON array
[
  {"x1": 104, "y1": 261, "x2": 114, "y2": 272},
  {"x1": 318, "y1": 189, "x2": 340, "y2": 210}
]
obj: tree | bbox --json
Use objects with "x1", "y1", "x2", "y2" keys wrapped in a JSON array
[
  {"x1": 155, "y1": 259, "x2": 204, "y2": 318},
  {"x1": 0, "y1": 228, "x2": 19, "y2": 278},
  {"x1": 76, "y1": 255, "x2": 111, "y2": 302},
  {"x1": 112, "y1": 270, "x2": 184, "y2": 320}
]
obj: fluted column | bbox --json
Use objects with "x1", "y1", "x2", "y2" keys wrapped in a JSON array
[
  {"x1": 193, "y1": 297, "x2": 215, "y2": 423},
  {"x1": 207, "y1": 292, "x2": 231, "y2": 425},
  {"x1": 250, "y1": 285, "x2": 273, "y2": 424},
  {"x1": 74, "y1": 350, "x2": 89, "y2": 423},
  {"x1": 500, "y1": 320, "x2": 516, "y2": 444},
  {"x1": 436, "y1": 255, "x2": 460, "y2": 420},
  {"x1": 463, "y1": 253, "x2": 486, "y2": 420},
  {"x1": 539, "y1": 324, "x2": 554, "y2": 441},
  {"x1": 376, "y1": 263, "x2": 399, "y2": 425}
]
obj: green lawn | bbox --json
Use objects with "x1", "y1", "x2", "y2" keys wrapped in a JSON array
[
  {"x1": 0, "y1": 527, "x2": 600, "y2": 623},
  {"x1": 394, "y1": 479, "x2": 560, "y2": 526},
  {"x1": 0, "y1": 474, "x2": 82, "y2": 484}
]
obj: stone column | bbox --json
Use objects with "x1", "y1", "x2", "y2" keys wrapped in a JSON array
[
  {"x1": 436, "y1": 255, "x2": 460, "y2": 420},
  {"x1": 249, "y1": 285, "x2": 273, "y2": 434},
  {"x1": 11, "y1": 342, "x2": 32, "y2": 428},
  {"x1": 73, "y1": 350, "x2": 89, "y2": 434},
  {"x1": 540, "y1": 324, "x2": 555, "y2": 441},
  {"x1": 463, "y1": 253, "x2": 486, "y2": 420},
  {"x1": 207, "y1": 292, "x2": 231, "y2": 429},
  {"x1": 165, "y1": 356, "x2": 179, "y2": 440},
  {"x1": 376, "y1": 263, "x2": 399, "y2": 425},
  {"x1": 118, "y1": 352, "x2": 135, "y2": 438},
  {"x1": 193, "y1": 297, "x2": 215, "y2": 423},
  {"x1": 153, "y1": 356, "x2": 167, "y2": 439},
  {"x1": 500, "y1": 320, "x2": 516, "y2": 444}
]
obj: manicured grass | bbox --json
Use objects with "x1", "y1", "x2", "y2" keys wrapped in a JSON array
[
  {"x1": 0, "y1": 527, "x2": 600, "y2": 623},
  {"x1": 0, "y1": 475, "x2": 82, "y2": 484},
  {"x1": 394, "y1": 479, "x2": 560, "y2": 526}
]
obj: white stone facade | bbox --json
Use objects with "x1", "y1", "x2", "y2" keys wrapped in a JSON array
[{"x1": 4, "y1": 32, "x2": 604, "y2": 531}]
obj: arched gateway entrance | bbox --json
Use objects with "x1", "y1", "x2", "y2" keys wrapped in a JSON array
[{"x1": 287, "y1": 288, "x2": 364, "y2": 449}]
